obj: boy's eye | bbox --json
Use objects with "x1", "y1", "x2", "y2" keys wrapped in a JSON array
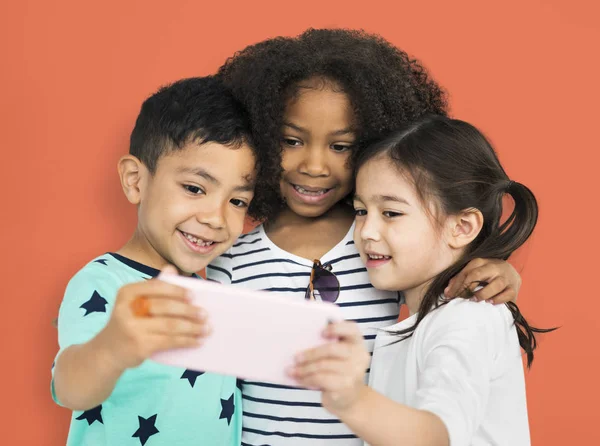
[
  {"x1": 282, "y1": 138, "x2": 303, "y2": 148},
  {"x1": 230, "y1": 198, "x2": 248, "y2": 208},
  {"x1": 331, "y1": 144, "x2": 353, "y2": 153},
  {"x1": 183, "y1": 185, "x2": 204, "y2": 195},
  {"x1": 354, "y1": 209, "x2": 367, "y2": 217},
  {"x1": 383, "y1": 211, "x2": 403, "y2": 218}
]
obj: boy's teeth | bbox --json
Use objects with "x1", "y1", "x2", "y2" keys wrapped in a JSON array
[
  {"x1": 184, "y1": 232, "x2": 214, "y2": 247},
  {"x1": 294, "y1": 185, "x2": 328, "y2": 196}
]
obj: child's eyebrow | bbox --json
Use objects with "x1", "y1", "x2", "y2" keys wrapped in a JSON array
[
  {"x1": 234, "y1": 179, "x2": 255, "y2": 193},
  {"x1": 377, "y1": 195, "x2": 409, "y2": 205},
  {"x1": 283, "y1": 122, "x2": 307, "y2": 133},
  {"x1": 176, "y1": 167, "x2": 219, "y2": 185},
  {"x1": 283, "y1": 121, "x2": 355, "y2": 137},
  {"x1": 353, "y1": 194, "x2": 410, "y2": 205},
  {"x1": 330, "y1": 128, "x2": 355, "y2": 136}
]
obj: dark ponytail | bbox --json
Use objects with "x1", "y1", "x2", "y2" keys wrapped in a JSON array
[{"x1": 356, "y1": 115, "x2": 556, "y2": 367}]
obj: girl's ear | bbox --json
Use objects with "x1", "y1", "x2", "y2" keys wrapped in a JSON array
[
  {"x1": 446, "y1": 207, "x2": 484, "y2": 249},
  {"x1": 118, "y1": 155, "x2": 147, "y2": 205}
]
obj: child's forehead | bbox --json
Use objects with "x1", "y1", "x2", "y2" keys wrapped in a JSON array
[
  {"x1": 157, "y1": 141, "x2": 256, "y2": 180},
  {"x1": 283, "y1": 85, "x2": 356, "y2": 132},
  {"x1": 357, "y1": 158, "x2": 415, "y2": 193}
]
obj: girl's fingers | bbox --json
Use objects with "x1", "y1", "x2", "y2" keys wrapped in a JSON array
[
  {"x1": 446, "y1": 262, "x2": 496, "y2": 298},
  {"x1": 291, "y1": 371, "x2": 342, "y2": 391},
  {"x1": 481, "y1": 288, "x2": 515, "y2": 305},
  {"x1": 472, "y1": 276, "x2": 507, "y2": 302},
  {"x1": 323, "y1": 321, "x2": 364, "y2": 342},
  {"x1": 296, "y1": 342, "x2": 352, "y2": 364},
  {"x1": 291, "y1": 359, "x2": 355, "y2": 379}
]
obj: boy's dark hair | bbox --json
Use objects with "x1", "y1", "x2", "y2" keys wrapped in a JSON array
[
  {"x1": 355, "y1": 115, "x2": 556, "y2": 367},
  {"x1": 217, "y1": 28, "x2": 449, "y2": 217},
  {"x1": 129, "y1": 76, "x2": 272, "y2": 220}
]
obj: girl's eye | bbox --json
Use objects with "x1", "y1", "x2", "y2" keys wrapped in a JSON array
[
  {"x1": 354, "y1": 209, "x2": 367, "y2": 217},
  {"x1": 184, "y1": 185, "x2": 204, "y2": 195},
  {"x1": 331, "y1": 144, "x2": 353, "y2": 153},
  {"x1": 383, "y1": 211, "x2": 403, "y2": 218},
  {"x1": 282, "y1": 138, "x2": 302, "y2": 148},
  {"x1": 230, "y1": 199, "x2": 248, "y2": 208}
]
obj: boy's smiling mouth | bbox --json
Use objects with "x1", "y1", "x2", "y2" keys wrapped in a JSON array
[{"x1": 178, "y1": 229, "x2": 220, "y2": 253}]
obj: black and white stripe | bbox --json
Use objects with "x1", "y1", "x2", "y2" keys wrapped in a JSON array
[{"x1": 207, "y1": 224, "x2": 400, "y2": 445}]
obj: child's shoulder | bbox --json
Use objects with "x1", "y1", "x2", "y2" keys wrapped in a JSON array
[
  {"x1": 65, "y1": 253, "x2": 138, "y2": 296},
  {"x1": 424, "y1": 298, "x2": 513, "y2": 337}
]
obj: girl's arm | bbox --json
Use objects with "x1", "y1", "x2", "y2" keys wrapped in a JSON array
[
  {"x1": 445, "y1": 258, "x2": 521, "y2": 303},
  {"x1": 332, "y1": 385, "x2": 448, "y2": 446},
  {"x1": 291, "y1": 303, "x2": 500, "y2": 446}
]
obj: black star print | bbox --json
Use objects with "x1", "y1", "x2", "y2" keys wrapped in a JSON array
[
  {"x1": 80, "y1": 290, "x2": 108, "y2": 316},
  {"x1": 75, "y1": 405, "x2": 103, "y2": 425},
  {"x1": 132, "y1": 414, "x2": 159, "y2": 445},
  {"x1": 219, "y1": 393, "x2": 235, "y2": 425},
  {"x1": 181, "y1": 369, "x2": 204, "y2": 388},
  {"x1": 94, "y1": 259, "x2": 108, "y2": 265}
]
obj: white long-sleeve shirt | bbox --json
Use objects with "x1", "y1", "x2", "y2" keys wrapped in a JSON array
[{"x1": 368, "y1": 298, "x2": 531, "y2": 446}]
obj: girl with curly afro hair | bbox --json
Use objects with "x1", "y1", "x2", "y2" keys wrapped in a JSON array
[{"x1": 207, "y1": 28, "x2": 523, "y2": 446}]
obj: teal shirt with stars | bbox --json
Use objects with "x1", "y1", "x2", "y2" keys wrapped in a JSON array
[{"x1": 51, "y1": 253, "x2": 241, "y2": 446}]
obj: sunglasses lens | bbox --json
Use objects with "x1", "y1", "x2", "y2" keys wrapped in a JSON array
[{"x1": 312, "y1": 267, "x2": 340, "y2": 303}]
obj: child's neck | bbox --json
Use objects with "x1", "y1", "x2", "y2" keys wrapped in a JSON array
[
  {"x1": 403, "y1": 283, "x2": 432, "y2": 316},
  {"x1": 117, "y1": 229, "x2": 193, "y2": 276},
  {"x1": 265, "y1": 202, "x2": 355, "y2": 261},
  {"x1": 403, "y1": 256, "x2": 460, "y2": 316}
]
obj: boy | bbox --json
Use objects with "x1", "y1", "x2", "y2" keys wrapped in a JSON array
[{"x1": 51, "y1": 76, "x2": 267, "y2": 445}]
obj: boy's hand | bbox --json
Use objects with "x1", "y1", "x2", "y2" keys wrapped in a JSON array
[
  {"x1": 288, "y1": 322, "x2": 369, "y2": 416},
  {"x1": 97, "y1": 266, "x2": 210, "y2": 371},
  {"x1": 445, "y1": 258, "x2": 522, "y2": 304}
]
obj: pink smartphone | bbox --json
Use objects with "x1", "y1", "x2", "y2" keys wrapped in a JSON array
[{"x1": 151, "y1": 273, "x2": 344, "y2": 386}]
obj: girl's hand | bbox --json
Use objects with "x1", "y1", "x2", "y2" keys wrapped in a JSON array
[
  {"x1": 288, "y1": 321, "x2": 370, "y2": 415},
  {"x1": 445, "y1": 258, "x2": 522, "y2": 304}
]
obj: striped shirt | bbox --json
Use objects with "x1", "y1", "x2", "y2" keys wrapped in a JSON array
[{"x1": 207, "y1": 223, "x2": 400, "y2": 446}]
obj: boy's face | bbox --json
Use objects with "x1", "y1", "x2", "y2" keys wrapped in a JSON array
[{"x1": 127, "y1": 141, "x2": 255, "y2": 274}]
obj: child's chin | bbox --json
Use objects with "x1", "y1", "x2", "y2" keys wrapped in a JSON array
[
  {"x1": 287, "y1": 200, "x2": 334, "y2": 218},
  {"x1": 171, "y1": 258, "x2": 212, "y2": 276},
  {"x1": 367, "y1": 274, "x2": 398, "y2": 292}
]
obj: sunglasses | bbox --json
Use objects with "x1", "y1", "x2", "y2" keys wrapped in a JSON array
[{"x1": 304, "y1": 259, "x2": 340, "y2": 303}]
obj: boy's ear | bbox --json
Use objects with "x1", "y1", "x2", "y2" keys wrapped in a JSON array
[
  {"x1": 118, "y1": 155, "x2": 147, "y2": 205},
  {"x1": 446, "y1": 207, "x2": 484, "y2": 249}
]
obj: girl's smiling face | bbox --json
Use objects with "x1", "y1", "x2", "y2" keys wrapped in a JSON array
[
  {"x1": 353, "y1": 155, "x2": 455, "y2": 295},
  {"x1": 279, "y1": 77, "x2": 356, "y2": 218}
]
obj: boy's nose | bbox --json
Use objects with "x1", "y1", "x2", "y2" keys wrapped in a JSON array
[{"x1": 196, "y1": 202, "x2": 226, "y2": 230}]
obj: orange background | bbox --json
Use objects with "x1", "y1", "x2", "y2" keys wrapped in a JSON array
[{"x1": 1, "y1": 0, "x2": 598, "y2": 444}]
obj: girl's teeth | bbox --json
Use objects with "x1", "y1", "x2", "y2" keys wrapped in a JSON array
[
  {"x1": 294, "y1": 185, "x2": 328, "y2": 196},
  {"x1": 184, "y1": 232, "x2": 213, "y2": 247},
  {"x1": 369, "y1": 254, "x2": 390, "y2": 260}
]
